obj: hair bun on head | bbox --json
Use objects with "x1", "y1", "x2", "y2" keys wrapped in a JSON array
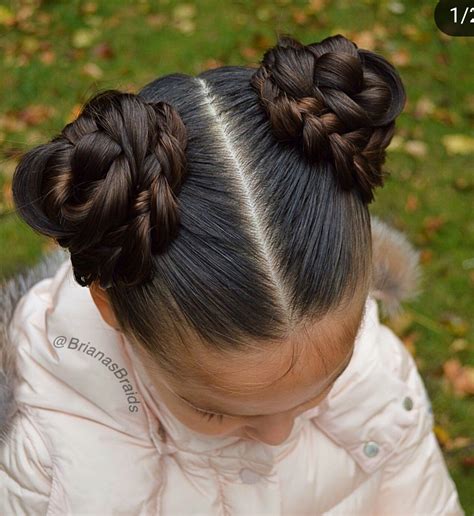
[
  {"x1": 12, "y1": 89, "x2": 188, "y2": 289},
  {"x1": 250, "y1": 33, "x2": 407, "y2": 203}
]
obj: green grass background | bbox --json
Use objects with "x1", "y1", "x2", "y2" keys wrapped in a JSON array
[{"x1": 1, "y1": 0, "x2": 473, "y2": 511}]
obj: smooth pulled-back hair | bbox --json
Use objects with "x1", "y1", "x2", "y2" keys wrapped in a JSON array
[{"x1": 12, "y1": 34, "x2": 406, "y2": 378}]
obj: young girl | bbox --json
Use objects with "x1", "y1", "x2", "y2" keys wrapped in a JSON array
[{"x1": 1, "y1": 34, "x2": 463, "y2": 515}]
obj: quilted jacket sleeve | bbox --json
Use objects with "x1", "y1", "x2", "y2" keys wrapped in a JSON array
[
  {"x1": 374, "y1": 428, "x2": 464, "y2": 515},
  {"x1": 373, "y1": 325, "x2": 464, "y2": 516},
  {"x1": 0, "y1": 408, "x2": 53, "y2": 516}
]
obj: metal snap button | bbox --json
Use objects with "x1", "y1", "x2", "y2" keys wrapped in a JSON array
[
  {"x1": 363, "y1": 441, "x2": 380, "y2": 458},
  {"x1": 403, "y1": 396, "x2": 414, "y2": 411},
  {"x1": 239, "y1": 468, "x2": 262, "y2": 484}
]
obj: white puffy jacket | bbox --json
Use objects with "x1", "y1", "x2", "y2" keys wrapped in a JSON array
[{"x1": 0, "y1": 221, "x2": 464, "y2": 515}]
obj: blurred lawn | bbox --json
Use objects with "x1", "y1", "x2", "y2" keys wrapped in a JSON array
[{"x1": 1, "y1": 0, "x2": 473, "y2": 511}]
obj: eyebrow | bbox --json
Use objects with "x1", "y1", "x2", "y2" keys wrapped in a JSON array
[{"x1": 175, "y1": 345, "x2": 355, "y2": 418}]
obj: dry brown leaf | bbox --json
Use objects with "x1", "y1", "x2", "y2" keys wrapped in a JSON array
[
  {"x1": 307, "y1": 0, "x2": 327, "y2": 13},
  {"x1": 92, "y1": 42, "x2": 115, "y2": 60},
  {"x1": 422, "y1": 215, "x2": 445, "y2": 237},
  {"x1": 401, "y1": 24, "x2": 425, "y2": 43},
  {"x1": 146, "y1": 14, "x2": 167, "y2": 28},
  {"x1": 461, "y1": 456, "x2": 474, "y2": 469},
  {"x1": 419, "y1": 249, "x2": 433, "y2": 265},
  {"x1": 443, "y1": 358, "x2": 474, "y2": 396},
  {"x1": 433, "y1": 108, "x2": 460, "y2": 126},
  {"x1": 82, "y1": 62, "x2": 103, "y2": 79},
  {"x1": 405, "y1": 194, "x2": 418, "y2": 213},
  {"x1": 80, "y1": 2, "x2": 98, "y2": 15},
  {"x1": 413, "y1": 97, "x2": 436, "y2": 119},
  {"x1": 241, "y1": 47, "x2": 258, "y2": 60},
  {"x1": 390, "y1": 48, "x2": 411, "y2": 66},
  {"x1": 445, "y1": 436, "x2": 472, "y2": 451},
  {"x1": 40, "y1": 50, "x2": 56, "y2": 65},
  {"x1": 19, "y1": 104, "x2": 55, "y2": 126},
  {"x1": 292, "y1": 8, "x2": 308, "y2": 25},
  {"x1": 351, "y1": 31, "x2": 376, "y2": 50}
]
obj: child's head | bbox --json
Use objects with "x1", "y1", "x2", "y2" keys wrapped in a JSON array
[{"x1": 12, "y1": 34, "x2": 406, "y2": 444}]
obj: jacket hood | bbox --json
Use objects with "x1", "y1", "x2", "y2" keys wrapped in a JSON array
[{"x1": 0, "y1": 218, "x2": 420, "y2": 445}]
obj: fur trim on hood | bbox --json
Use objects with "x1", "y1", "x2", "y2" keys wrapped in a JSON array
[{"x1": 0, "y1": 220, "x2": 420, "y2": 445}]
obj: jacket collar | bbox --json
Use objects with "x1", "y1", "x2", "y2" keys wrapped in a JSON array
[{"x1": 0, "y1": 218, "x2": 420, "y2": 453}]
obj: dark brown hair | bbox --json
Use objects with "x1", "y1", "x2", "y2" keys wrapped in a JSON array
[{"x1": 12, "y1": 34, "x2": 406, "y2": 380}]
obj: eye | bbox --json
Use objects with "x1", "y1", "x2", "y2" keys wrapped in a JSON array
[{"x1": 192, "y1": 406, "x2": 225, "y2": 423}]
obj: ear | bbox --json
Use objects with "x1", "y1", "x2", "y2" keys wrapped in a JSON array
[{"x1": 89, "y1": 282, "x2": 121, "y2": 331}]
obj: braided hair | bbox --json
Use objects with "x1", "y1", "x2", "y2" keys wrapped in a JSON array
[
  {"x1": 250, "y1": 34, "x2": 405, "y2": 203},
  {"x1": 11, "y1": 33, "x2": 406, "y2": 379},
  {"x1": 13, "y1": 91, "x2": 187, "y2": 290}
]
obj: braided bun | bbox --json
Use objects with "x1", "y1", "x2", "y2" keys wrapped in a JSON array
[
  {"x1": 250, "y1": 34, "x2": 406, "y2": 203},
  {"x1": 12, "y1": 90, "x2": 188, "y2": 289}
]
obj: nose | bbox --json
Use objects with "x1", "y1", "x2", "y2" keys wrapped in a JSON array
[{"x1": 244, "y1": 413, "x2": 295, "y2": 446}]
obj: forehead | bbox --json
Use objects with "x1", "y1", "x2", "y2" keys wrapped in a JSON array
[{"x1": 164, "y1": 298, "x2": 365, "y2": 405}]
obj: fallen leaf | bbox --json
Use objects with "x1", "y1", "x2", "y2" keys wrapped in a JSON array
[
  {"x1": 440, "y1": 313, "x2": 470, "y2": 337},
  {"x1": 0, "y1": 5, "x2": 15, "y2": 26},
  {"x1": 401, "y1": 24, "x2": 426, "y2": 43},
  {"x1": 442, "y1": 134, "x2": 474, "y2": 155},
  {"x1": 82, "y1": 62, "x2": 103, "y2": 79},
  {"x1": 405, "y1": 193, "x2": 418, "y2": 213},
  {"x1": 461, "y1": 456, "x2": 474, "y2": 469},
  {"x1": 40, "y1": 50, "x2": 56, "y2": 65},
  {"x1": 19, "y1": 104, "x2": 55, "y2": 126},
  {"x1": 351, "y1": 31, "x2": 376, "y2": 50},
  {"x1": 80, "y1": 2, "x2": 98, "y2": 15},
  {"x1": 146, "y1": 14, "x2": 167, "y2": 28},
  {"x1": 435, "y1": 52, "x2": 450, "y2": 66},
  {"x1": 92, "y1": 42, "x2": 115, "y2": 60},
  {"x1": 413, "y1": 97, "x2": 436, "y2": 119},
  {"x1": 307, "y1": 0, "x2": 327, "y2": 13},
  {"x1": 292, "y1": 8, "x2": 308, "y2": 25},
  {"x1": 173, "y1": 4, "x2": 196, "y2": 20},
  {"x1": 388, "y1": 1, "x2": 405, "y2": 14},
  {"x1": 420, "y1": 249, "x2": 433, "y2": 264},
  {"x1": 432, "y1": 108, "x2": 460, "y2": 126},
  {"x1": 445, "y1": 436, "x2": 472, "y2": 451},
  {"x1": 450, "y1": 339, "x2": 469, "y2": 352},
  {"x1": 241, "y1": 47, "x2": 258, "y2": 60},
  {"x1": 422, "y1": 215, "x2": 445, "y2": 238},
  {"x1": 434, "y1": 425, "x2": 451, "y2": 447},
  {"x1": 404, "y1": 140, "x2": 427, "y2": 158},
  {"x1": 452, "y1": 177, "x2": 474, "y2": 192},
  {"x1": 200, "y1": 58, "x2": 224, "y2": 70},
  {"x1": 390, "y1": 48, "x2": 411, "y2": 66},
  {"x1": 443, "y1": 358, "x2": 474, "y2": 396},
  {"x1": 462, "y1": 258, "x2": 474, "y2": 270},
  {"x1": 72, "y1": 28, "x2": 99, "y2": 49}
]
